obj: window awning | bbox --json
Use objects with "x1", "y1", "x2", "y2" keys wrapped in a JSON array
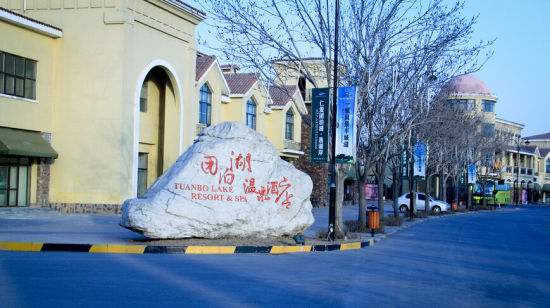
[{"x1": 0, "y1": 127, "x2": 58, "y2": 158}]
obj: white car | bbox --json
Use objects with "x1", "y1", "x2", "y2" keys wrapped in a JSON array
[{"x1": 397, "y1": 193, "x2": 450, "y2": 214}]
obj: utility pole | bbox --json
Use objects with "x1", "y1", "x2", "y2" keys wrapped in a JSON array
[{"x1": 328, "y1": 0, "x2": 340, "y2": 240}]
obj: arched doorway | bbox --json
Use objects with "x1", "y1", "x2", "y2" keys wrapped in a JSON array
[{"x1": 135, "y1": 66, "x2": 177, "y2": 197}]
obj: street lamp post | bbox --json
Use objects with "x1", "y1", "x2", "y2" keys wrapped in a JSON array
[
  {"x1": 327, "y1": 0, "x2": 340, "y2": 240},
  {"x1": 515, "y1": 136, "x2": 530, "y2": 206}
]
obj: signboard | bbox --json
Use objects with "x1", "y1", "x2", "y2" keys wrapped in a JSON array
[
  {"x1": 335, "y1": 86, "x2": 358, "y2": 164},
  {"x1": 467, "y1": 163, "x2": 477, "y2": 184},
  {"x1": 413, "y1": 141, "x2": 427, "y2": 177},
  {"x1": 364, "y1": 184, "x2": 378, "y2": 200},
  {"x1": 310, "y1": 88, "x2": 331, "y2": 163}
]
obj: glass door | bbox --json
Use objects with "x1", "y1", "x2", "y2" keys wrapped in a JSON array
[
  {"x1": 0, "y1": 166, "x2": 7, "y2": 206},
  {"x1": 0, "y1": 157, "x2": 30, "y2": 207}
]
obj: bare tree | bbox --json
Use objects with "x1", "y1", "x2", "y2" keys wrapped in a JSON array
[{"x1": 195, "y1": 0, "x2": 493, "y2": 231}]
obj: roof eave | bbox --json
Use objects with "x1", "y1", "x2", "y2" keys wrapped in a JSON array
[{"x1": 0, "y1": 9, "x2": 62, "y2": 38}]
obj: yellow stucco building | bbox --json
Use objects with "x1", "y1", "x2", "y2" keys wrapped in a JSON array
[
  {"x1": 194, "y1": 55, "x2": 307, "y2": 161},
  {"x1": 0, "y1": 2, "x2": 306, "y2": 212}
]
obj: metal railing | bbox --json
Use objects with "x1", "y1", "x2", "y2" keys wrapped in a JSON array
[
  {"x1": 196, "y1": 123, "x2": 207, "y2": 136},
  {"x1": 284, "y1": 139, "x2": 301, "y2": 151}
]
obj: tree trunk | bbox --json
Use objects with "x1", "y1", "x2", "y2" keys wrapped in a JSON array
[
  {"x1": 357, "y1": 163, "x2": 367, "y2": 227},
  {"x1": 392, "y1": 167, "x2": 400, "y2": 218},
  {"x1": 467, "y1": 184, "x2": 472, "y2": 210},
  {"x1": 454, "y1": 176, "x2": 459, "y2": 211},
  {"x1": 377, "y1": 174, "x2": 385, "y2": 219},
  {"x1": 425, "y1": 174, "x2": 431, "y2": 212},
  {"x1": 441, "y1": 173, "x2": 448, "y2": 203},
  {"x1": 481, "y1": 177, "x2": 487, "y2": 209},
  {"x1": 335, "y1": 165, "x2": 346, "y2": 237}
]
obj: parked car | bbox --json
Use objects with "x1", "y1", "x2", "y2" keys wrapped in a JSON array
[{"x1": 397, "y1": 193, "x2": 450, "y2": 214}]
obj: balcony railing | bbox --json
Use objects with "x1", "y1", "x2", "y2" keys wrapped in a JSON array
[
  {"x1": 196, "y1": 123, "x2": 207, "y2": 136},
  {"x1": 284, "y1": 139, "x2": 301, "y2": 151}
]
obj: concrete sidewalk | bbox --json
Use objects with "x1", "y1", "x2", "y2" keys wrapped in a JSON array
[
  {"x1": 0, "y1": 205, "x2": 397, "y2": 245},
  {"x1": 0, "y1": 203, "x2": 518, "y2": 246}
]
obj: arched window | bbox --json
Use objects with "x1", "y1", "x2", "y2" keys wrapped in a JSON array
[
  {"x1": 285, "y1": 109, "x2": 294, "y2": 140},
  {"x1": 199, "y1": 83, "x2": 212, "y2": 126},
  {"x1": 246, "y1": 98, "x2": 256, "y2": 130}
]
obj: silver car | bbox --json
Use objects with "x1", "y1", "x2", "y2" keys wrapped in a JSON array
[{"x1": 397, "y1": 193, "x2": 450, "y2": 214}]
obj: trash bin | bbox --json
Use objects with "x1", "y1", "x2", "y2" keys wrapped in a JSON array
[{"x1": 367, "y1": 206, "x2": 380, "y2": 237}]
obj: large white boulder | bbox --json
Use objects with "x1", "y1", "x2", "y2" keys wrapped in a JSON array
[{"x1": 121, "y1": 122, "x2": 314, "y2": 239}]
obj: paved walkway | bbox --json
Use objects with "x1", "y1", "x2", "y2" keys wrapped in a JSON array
[{"x1": 0, "y1": 204, "x2": 399, "y2": 244}]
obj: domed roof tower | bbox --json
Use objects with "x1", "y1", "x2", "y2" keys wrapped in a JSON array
[{"x1": 445, "y1": 74, "x2": 492, "y2": 96}]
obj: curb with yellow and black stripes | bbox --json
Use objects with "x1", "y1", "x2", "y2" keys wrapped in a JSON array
[{"x1": 0, "y1": 239, "x2": 375, "y2": 255}]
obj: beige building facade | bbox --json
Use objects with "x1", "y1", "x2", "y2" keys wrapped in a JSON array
[
  {"x1": 0, "y1": 1, "x2": 204, "y2": 212},
  {"x1": 1, "y1": 3, "x2": 308, "y2": 212}
]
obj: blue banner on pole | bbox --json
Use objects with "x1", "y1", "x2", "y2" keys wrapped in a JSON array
[
  {"x1": 468, "y1": 163, "x2": 477, "y2": 184},
  {"x1": 310, "y1": 88, "x2": 331, "y2": 163},
  {"x1": 413, "y1": 141, "x2": 427, "y2": 177},
  {"x1": 335, "y1": 86, "x2": 357, "y2": 164}
]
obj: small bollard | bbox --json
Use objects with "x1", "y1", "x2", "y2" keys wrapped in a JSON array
[{"x1": 367, "y1": 206, "x2": 380, "y2": 237}]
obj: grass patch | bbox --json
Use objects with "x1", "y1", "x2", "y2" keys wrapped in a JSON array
[
  {"x1": 404, "y1": 211, "x2": 428, "y2": 218},
  {"x1": 383, "y1": 216, "x2": 402, "y2": 226},
  {"x1": 344, "y1": 220, "x2": 369, "y2": 233}
]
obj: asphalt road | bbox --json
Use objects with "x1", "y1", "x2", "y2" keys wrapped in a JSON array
[{"x1": 1, "y1": 206, "x2": 549, "y2": 307}]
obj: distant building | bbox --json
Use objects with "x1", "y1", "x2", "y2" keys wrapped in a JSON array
[{"x1": 445, "y1": 74, "x2": 498, "y2": 138}]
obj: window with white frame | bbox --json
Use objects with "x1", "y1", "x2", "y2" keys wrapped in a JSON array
[
  {"x1": 285, "y1": 109, "x2": 294, "y2": 140},
  {"x1": 0, "y1": 51, "x2": 36, "y2": 100},
  {"x1": 246, "y1": 98, "x2": 257, "y2": 130},
  {"x1": 199, "y1": 83, "x2": 212, "y2": 126}
]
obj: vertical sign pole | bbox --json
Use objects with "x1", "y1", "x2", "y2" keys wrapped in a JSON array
[{"x1": 328, "y1": 0, "x2": 340, "y2": 240}]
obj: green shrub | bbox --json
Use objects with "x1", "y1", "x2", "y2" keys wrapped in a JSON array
[{"x1": 383, "y1": 216, "x2": 402, "y2": 226}]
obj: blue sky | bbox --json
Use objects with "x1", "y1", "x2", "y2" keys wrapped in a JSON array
[
  {"x1": 192, "y1": 0, "x2": 549, "y2": 136},
  {"x1": 460, "y1": 0, "x2": 549, "y2": 136}
]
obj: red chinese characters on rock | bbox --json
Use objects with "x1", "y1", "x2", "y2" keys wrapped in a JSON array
[
  {"x1": 201, "y1": 155, "x2": 218, "y2": 175},
  {"x1": 243, "y1": 177, "x2": 294, "y2": 209},
  {"x1": 199, "y1": 152, "x2": 293, "y2": 209},
  {"x1": 200, "y1": 152, "x2": 253, "y2": 186}
]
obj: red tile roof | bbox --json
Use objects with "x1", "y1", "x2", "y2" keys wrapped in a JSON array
[
  {"x1": 195, "y1": 54, "x2": 216, "y2": 81},
  {"x1": 525, "y1": 132, "x2": 550, "y2": 140},
  {"x1": 223, "y1": 73, "x2": 258, "y2": 95},
  {"x1": 269, "y1": 85, "x2": 297, "y2": 106}
]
